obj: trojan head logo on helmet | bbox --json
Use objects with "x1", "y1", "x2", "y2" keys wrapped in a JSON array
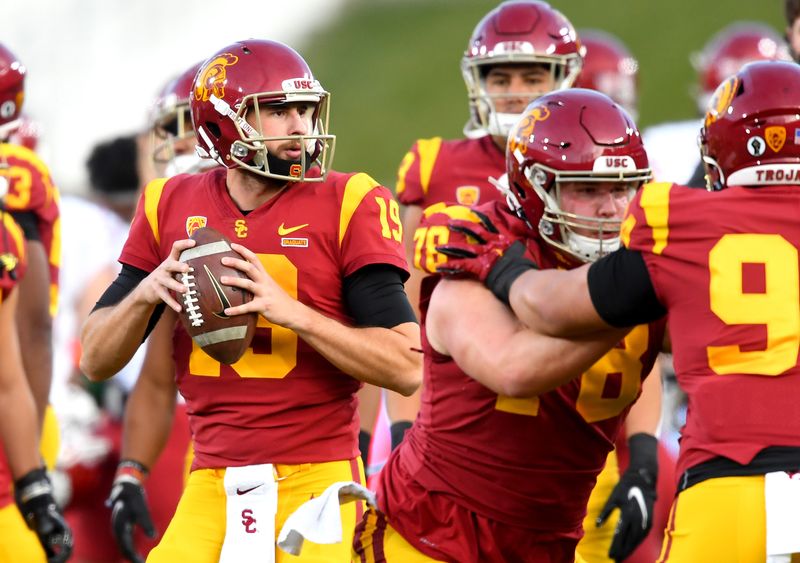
[
  {"x1": 461, "y1": 0, "x2": 583, "y2": 139},
  {"x1": 505, "y1": 88, "x2": 651, "y2": 263},
  {"x1": 574, "y1": 30, "x2": 639, "y2": 120},
  {"x1": 194, "y1": 54, "x2": 239, "y2": 102},
  {"x1": 190, "y1": 39, "x2": 335, "y2": 183},
  {"x1": 692, "y1": 22, "x2": 790, "y2": 115},
  {"x1": 700, "y1": 61, "x2": 800, "y2": 190},
  {"x1": 0, "y1": 43, "x2": 27, "y2": 142},
  {"x1": 150, "y1": 61, "x2": 217, "y2": 176}
]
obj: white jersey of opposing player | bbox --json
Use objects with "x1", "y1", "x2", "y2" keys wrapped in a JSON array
[{"x1": 641, "y1": 119, "x2": 702, "y2": 185}]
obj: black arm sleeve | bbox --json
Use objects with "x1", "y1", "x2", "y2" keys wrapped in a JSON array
[
  {"x1": 92, "y1": 263, "x2": 166, "y2": 341},
  {"x1": 8, "y1": 211, "x2": 41, "y2": 241},
  {"x1": 587, "y1": 246, "x2": 667, "y2": 328},
  {"x1": 343, "y1": 265, "x2": 418, "y2": 328}
]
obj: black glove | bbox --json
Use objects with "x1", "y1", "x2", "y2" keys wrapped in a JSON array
[
  {"x1": 107, "y1": 460, "x2": 156, "y2": 563},
  {"x1": 597, "y1": 433, "x2": 658, "y2": 562},
  {"x1": 15, "y1": 467, "x2": 74, "y2": 563}
]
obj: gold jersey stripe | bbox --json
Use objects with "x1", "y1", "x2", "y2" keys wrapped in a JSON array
[
  {"x1": 415, "y1": 137, "x2": 442, "y2": 196},
  {"x1": 339, "y1": 173, "x2": 380, "y2": 246},
  {"x1": 620, "y1": 213, "x2": 636, "y2": 249},
  {"x1": 144, "y1": 178, "x2": 169, "y2": 246},
  {"x1": 395, "y1": 150, "x2": 414, "y2": 196},
  {"x1": 639, "y1": 182, "x2": 672, "y2": 255}
]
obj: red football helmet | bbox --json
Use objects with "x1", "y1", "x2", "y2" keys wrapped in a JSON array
[
  {"x1": 505, "y1": 88, "x2": 651, "y2": 262},
  {"x1": 700, "y1": 61, "x2": 800, "y2": 190},
  {"x1": 0, "y1": 43, "x2": 26, "y2": 141},
  {"x1": 693, "y1": 22, "x2": 790, "y2": 114},
  {"x1": 190, "y1": 39, "x2": 334, "y2": 182},
  {"x1": 574, "y1": 30, "x2": 639, "y2": 119},
  {"x1": 462, "y1": 1, "x2": 583, "y2": 138},
  {"x1": 150, "y1": 61, "x2": 216, "y2": 175}
]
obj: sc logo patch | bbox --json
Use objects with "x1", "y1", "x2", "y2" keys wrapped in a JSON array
[{"x1": 241, "y1": 509, "x2": 257, "y2": 534}]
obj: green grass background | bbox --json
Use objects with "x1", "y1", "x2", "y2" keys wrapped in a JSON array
[{"x1": 302, "y1": 0, "x2": 787, "y2": 188}]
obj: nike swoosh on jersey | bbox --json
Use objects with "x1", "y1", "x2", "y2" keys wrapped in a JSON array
[
  {"x1": 236, "y1": 484, "x2": 263, "y2": 495},
  {"x1": 278, "y1": 222, "x2": 309, "y2": 236},
  {"x1": 627, "y1": 486, "x2": 648, "y2": 529},
  {"x1": 204, "y1": 264, "x2": 233, "y2": 319}
]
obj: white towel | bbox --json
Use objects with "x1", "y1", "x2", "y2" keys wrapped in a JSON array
[
  {"x1": 276, "y1": 481, "x2": 376, "y2": 556},
  {"x1": 765, "y1": 470, "x2": 800, "y2": 558},
  {"x1": 219, "y1": 464, "x2": 278, "y2": 563}
]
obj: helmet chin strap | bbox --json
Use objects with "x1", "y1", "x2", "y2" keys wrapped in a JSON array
[{"x1": 255, "y1": 150, "x2": 314, "y2": 179}]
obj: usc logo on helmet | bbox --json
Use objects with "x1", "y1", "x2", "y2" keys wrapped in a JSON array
[
  {"x1": 194, "y1": 53, "x2": 239, "y2": 102},
  {"x1": 509, "y1": 107, "x2": 551, "y2": 155}
]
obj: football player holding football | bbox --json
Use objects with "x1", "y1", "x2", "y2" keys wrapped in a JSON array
[
  {"x1": 354, "y1": 88, "x2": 664, "y2": 562},
  {"x1": 436, "y1": 60, "x2": 800, "y2": 561},
  {"x1": 80, "y1": 39, "x2": 420, "y2": 562}
]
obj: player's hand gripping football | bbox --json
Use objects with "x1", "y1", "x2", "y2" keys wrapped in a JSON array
[
  {"x1": 435, "y1": 210, "x2": 538, "y2": 305},
  {"x1": 107, "y1": 460, "x2": 156, "y2": 563},
  {"x1": 221, "y1": 242, "x2": 303, "y2": 328},
  {"x1": 15, "y1": 467, "x2": 73, "y2": 563},
  {"x1": 135, "y1": 238, "x2": 196, "y2": 312},
  {"x1": 597, "y1": 433, "x2": 659, "y2": 562}
]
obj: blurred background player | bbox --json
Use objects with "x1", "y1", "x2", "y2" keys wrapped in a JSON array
[
  {"x1": 369, "y1": 0, "x2": 583, "y2": 477},
  {"x1": 643, "y1": 22, "x2": 790, "y2": 187},
  {"x1": 106, "y1": 61, "x2": 213, "y2": 563},
  {"x1": 56, "y1": 62, "x2": 210, "y2": 562},
  {"x1": 0, "y1": 41, "x2": 68, "y2": 562},
  {"x1": 574, "y1": 30, "x2": 639, "y2": 119}
]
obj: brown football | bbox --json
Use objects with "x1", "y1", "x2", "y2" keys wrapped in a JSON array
[{"x1": 174, "y1": 227, "x2": 257, "y2": 364}]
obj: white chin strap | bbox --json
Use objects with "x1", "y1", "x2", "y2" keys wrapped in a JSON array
[
  {"x1": 486, "y1": 112, "x2": 522, "y2": 138},
  {"x1": 165, "y1": 153, "x2": 217, "y2": 176},
  {"x1": 566, "y1": 231, "x2": 621, "y2": 262}
]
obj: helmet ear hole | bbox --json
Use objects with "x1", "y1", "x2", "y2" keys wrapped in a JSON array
[{"x1": 204, "y1": 122, "x2": 221, "y2": 139}]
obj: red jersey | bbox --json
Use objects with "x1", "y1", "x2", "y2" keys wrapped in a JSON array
[
  {"x1": 0, "y1": 212, "x2": 29, "y2": 508},
  {"x1": 623, "y1": 182, "x2": 800, "y2": 478},
  {"x1": 378, "y1": 202, "x2": 665, "y2": 559},
  {"x1": 0, "y1": 143, "x2": 60, "y2": 315},
  {"x1": 120, "y1": 167, "x2": 408, "y2": 469},
  {"x1": 396, "y1": 135, "x2": 505, "y2": 208}
]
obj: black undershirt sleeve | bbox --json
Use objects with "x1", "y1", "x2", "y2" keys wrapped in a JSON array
[
  {"x1": 93, "y1": 263, "x2": 166, "y2": 341},
  {"x1": 587, "y1": 246, "x2": 667, "y2": 328},
  {"x1": 8, "y1": 211, "x2": 41, "y2": 241},
  {"x1": 343, "y1": 264, "x2": 418, "y2": 329}
]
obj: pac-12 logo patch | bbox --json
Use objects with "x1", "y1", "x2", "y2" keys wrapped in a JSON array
[
  {"x1": 765, "y1": 126, "x2": 787, "y2": 153},
  {"x1": 456, "y1": 186, "x2": 480, "y2": 206},
  {"x1": 185, "y1": 216, "x2": 208, "y2": 237}
]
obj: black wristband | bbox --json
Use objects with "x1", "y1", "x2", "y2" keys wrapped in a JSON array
[
  {"x1": 390, "y1": 421, "x2": 413, "y2": 451},
  {"x1": 627, "y1": 433, "x2": 658, "y2": 482},
  {"x1": 485, "y1": 241, "x2": 537, "y2": 306}
]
